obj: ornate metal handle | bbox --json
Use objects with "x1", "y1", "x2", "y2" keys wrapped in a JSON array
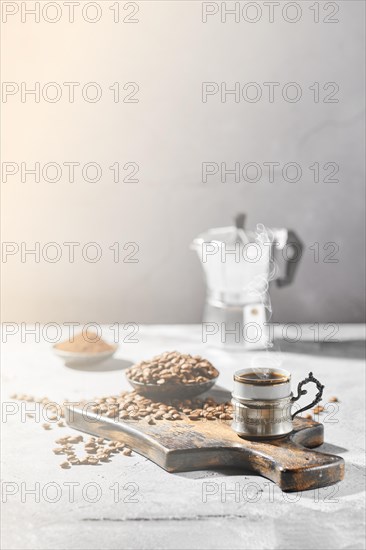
[{"x1": 291, "y1": 372, "x2": 324, "y2": 420}]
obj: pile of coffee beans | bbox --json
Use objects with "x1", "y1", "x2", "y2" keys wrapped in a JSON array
[
  {"x1": 125, "y1": 351, "x2": 219, "y2": 386},
  {"x1": 86, "y1": 390, "x2": 233, "y2": 423}
]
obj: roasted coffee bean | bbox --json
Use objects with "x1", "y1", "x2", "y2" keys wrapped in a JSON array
[
  {"x1": 53, "y1": 447, "x2": 64, "y2": 455},
  {"x1": 122, "y1": 448, "x2": 132, "y2": 456}
]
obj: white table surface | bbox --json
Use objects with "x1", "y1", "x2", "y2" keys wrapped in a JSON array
[{"x1": 1, "y1": 325, "x2": 365, "y2": 550}]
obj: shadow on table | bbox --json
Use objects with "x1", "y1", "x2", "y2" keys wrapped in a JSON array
[
  {"x1": 176, "y1": 461, "x2": 364, "y2": 498},
  {"x1": 299, "y1": 462, "x2": 365, "y2": 498},
  {"x1": 64, "y1": 357, "x2": 133, "y2": 372},
  {"x1": 277, "y1": 340, "x2": 365, "y2": 359},
  {"x1": 316, "y1": 441, "x2": 348, "y2": 454}
]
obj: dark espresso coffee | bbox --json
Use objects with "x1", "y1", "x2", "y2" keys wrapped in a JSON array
[{"x1": 234, "y1": 370, "x2": 289, "y2": 385}]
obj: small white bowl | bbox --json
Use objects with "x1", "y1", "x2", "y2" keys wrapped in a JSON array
[{"x1": 53, "y1": 345, "x2": 118, "y2": 367}]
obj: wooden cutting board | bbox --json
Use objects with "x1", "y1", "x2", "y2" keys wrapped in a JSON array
[{"x1": 66, "y1": 404, "x2": 345, "y2": 492}]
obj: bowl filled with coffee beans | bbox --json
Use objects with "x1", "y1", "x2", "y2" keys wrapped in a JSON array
[{"x1": 125, "y1": 351, "x2": 219, "y2": 398}]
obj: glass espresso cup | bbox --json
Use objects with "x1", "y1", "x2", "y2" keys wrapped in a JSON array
[{"x1": 231, "y1": 368, "x2": 324, "y2": 439}]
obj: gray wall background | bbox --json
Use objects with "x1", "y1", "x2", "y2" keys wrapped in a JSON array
[{"x1": 2, "y1": 1, "x2": 365, "y2": 323}]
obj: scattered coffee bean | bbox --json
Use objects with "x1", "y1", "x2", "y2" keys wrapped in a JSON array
[
  {"x1": 122, "y1": 448, "x2": 132, "y2": 456},
  {"x1": 98, "y1": 455, "x2": 110, "y2": 462},
  {"x1": 64, "y1": 448, "x2": 76, "y2": 456},
  {"x1": 68, "y1": 435, "x2": 83, "y2": 444},
  {"x1": 53, "y1": 447, "x2": 64, "y2": 455},
  {"x1": 85, "y1": 447, "x2": 97, "y2": 454}
]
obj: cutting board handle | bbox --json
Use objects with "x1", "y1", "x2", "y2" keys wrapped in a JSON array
[{"x1": 244, "y1": 437, "x2": 344, "y2": 492}]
